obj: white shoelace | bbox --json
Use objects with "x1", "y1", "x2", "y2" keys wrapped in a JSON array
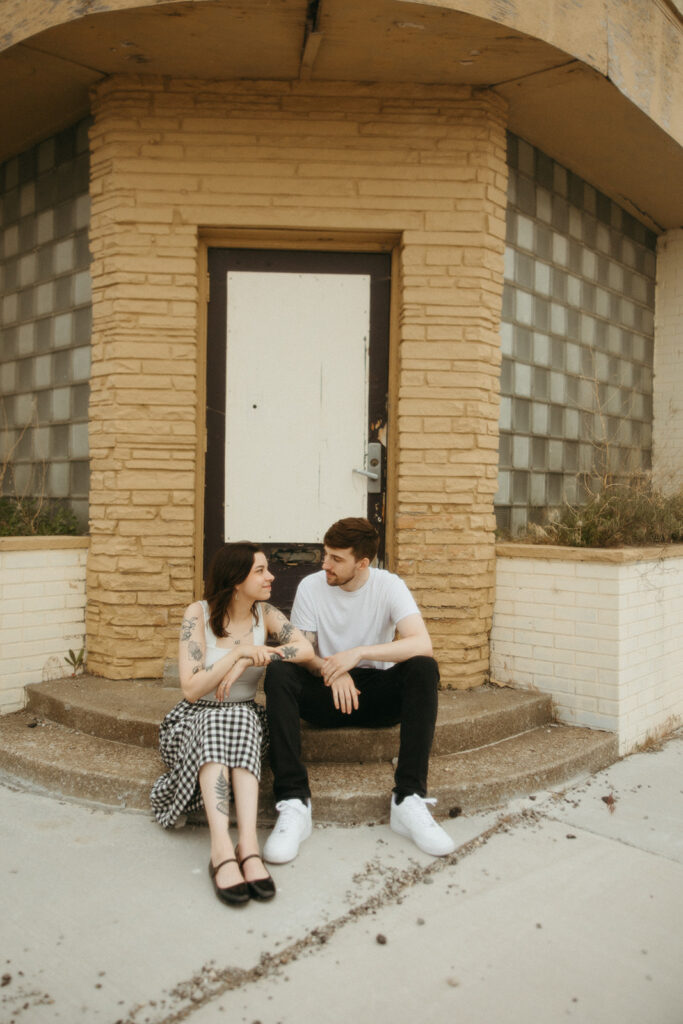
[
  {"x1": 273, "y1": 800, "x2": 305, "y2": 833},
  {"x1": 402, "y1": 795, "x2": 439, "y2": 828}
]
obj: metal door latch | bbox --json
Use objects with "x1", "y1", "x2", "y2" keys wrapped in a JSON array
[{"x1": 353, "y1": 442, "x2": 382, "y2": 493}]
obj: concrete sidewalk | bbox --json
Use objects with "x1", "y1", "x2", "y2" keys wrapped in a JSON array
[{"x1": 1, "y1": 731, "x2": 682, "y2": 1024}]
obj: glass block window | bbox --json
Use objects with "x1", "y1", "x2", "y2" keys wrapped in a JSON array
[
  {"x1": 0, "y1": 119, "x2": 91, "y2": 528},
  {"x1": 496, "y1": 134, "x2": 657, "y2": 535}
]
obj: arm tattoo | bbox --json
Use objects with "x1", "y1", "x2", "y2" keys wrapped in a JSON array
[
  {"x1": 214, "y1": 771, "x2": 230, "y2": 817},
  {"x1": 269, "y1": 644, "x2": 298, "y2": 662},
  {"x1": 180, "y1": 616, "x2": 197, "y2": 641},
  {"x1": 188, "y1": 641, "x2": 202, "y2": 662},
  {"x1": 274, "y1": 621, "x2": 295, "y2": 644},
  {"x1": 191, "y1": 665, "x2": 201, "y2": 675},
  {"x1": 265, "y1": 606, "x2": 296, "y2": 644},
  {"x1": 302, "y1": 630, "x2": 319, "y2": 655}
]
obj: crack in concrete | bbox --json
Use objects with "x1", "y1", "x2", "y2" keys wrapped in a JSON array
[
  {"x1": 119, "y1": 809, "x2": 541, "y2": 1024},
  {"x1": 544, "y1": 813, "x2": 683, "y2": 866}
]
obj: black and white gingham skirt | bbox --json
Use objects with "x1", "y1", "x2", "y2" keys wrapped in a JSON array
[{"x1": 150, "y1": 698, "x2": 268, "y2": 829}]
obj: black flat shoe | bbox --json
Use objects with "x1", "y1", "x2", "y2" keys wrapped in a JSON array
[
  {"x1": 208, "y1": 858, "x2": 250, "y2": 906},
  {"x1": 237, "y1": 851, "x2": 276, "y2": 901}
]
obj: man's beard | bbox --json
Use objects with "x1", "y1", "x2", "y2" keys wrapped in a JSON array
[{"x1": 325, "y1": 568, "x2": 356, "y2": 587}]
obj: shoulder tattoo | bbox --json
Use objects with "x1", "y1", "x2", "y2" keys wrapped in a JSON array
[{"x1": 180, "y1": 615, "x2": 197, "y2": 641}]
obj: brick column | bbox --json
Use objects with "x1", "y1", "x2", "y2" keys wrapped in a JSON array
[
  {"x1": 86, "y1": 77, "x2": 507, "y2": 685},
  {"x1": 395, "y1": 97, "x2": 507, "y2": 687}
]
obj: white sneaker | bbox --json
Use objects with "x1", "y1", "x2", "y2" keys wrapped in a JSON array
[
  {"x1": 390, "y1": 794, "x2": 456, "y2": 856},
  {"x1": 263, "y1": 798, "x2": 312, "y2": 864}
]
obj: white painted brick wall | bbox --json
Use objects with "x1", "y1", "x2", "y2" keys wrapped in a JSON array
[
  {"x1": 0, "y1": 539, "x2": 88, "y2": 714},
  {"x1": 491, "y1": 546, "x2": 683, "y2": 753}
]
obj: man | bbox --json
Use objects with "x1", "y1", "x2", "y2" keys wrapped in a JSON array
[{"x1": 263, "y1": 516, "x2": 455, "y2": 863}]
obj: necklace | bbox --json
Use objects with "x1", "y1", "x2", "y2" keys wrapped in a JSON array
[{"x1": 225, "y1": 621, "x2": 253, "y2": 645}]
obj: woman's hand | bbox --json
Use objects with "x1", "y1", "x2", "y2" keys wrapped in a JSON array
[
  {"x1": 215, "y1": 655, "x2": 252, "y2": 701},
  {"x1": 237, "y1": 644, "x2": 276, "y2": 667}
]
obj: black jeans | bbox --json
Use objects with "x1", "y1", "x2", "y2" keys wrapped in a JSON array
[{"x1": 263, "y1": 656, "x2": 439, "y2": 803}]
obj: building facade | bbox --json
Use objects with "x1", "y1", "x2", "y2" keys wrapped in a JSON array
[{"x1": 1, "y1": 0, "x2": 681, "y2": 689}]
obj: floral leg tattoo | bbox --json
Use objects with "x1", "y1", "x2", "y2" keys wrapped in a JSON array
[{"x1": 214, "y1": 769, "x2": 230, "y2": 825}]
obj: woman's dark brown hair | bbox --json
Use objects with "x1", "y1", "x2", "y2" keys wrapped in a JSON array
[{"x1": 204, "y1": 542, "x2": 263, "y2": 638}]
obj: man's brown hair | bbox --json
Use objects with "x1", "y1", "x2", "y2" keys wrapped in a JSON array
[{"x1": 323, "y1": 517, "x2": 379, "y2": 562}]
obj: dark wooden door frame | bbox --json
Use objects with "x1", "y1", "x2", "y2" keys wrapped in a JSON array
[{"x1": 204, "y1": 247, "x2": 391, "y2": 611}]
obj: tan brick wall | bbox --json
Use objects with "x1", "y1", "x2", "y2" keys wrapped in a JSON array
[{"x1": 87, "y1": 76, "x2": 508, "y2": 687}]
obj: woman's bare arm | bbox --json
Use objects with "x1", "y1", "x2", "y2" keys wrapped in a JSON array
[
  {"x1": 263, "y1": 604, "x2": 314, "y2": 664},
  {"x1": 178, "y1": 602, "x2": 252, "y2": 702}
]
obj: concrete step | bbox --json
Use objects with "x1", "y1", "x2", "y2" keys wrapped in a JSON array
[
  {"x1": 306, "y1": 723, "x2": 619, "y2": 823},
  {"x1": 24, "y1": 676, "x2": 553, "y2": 762},
  {"x1": 25, "y1": 676, "x2": 179, "y2": 749},
  {"x1": 0, "y1": 708, "x2": 618, "y2": 824},
  {"x1": 0, "y1": 710, "x2": 165, "y2": 811}
]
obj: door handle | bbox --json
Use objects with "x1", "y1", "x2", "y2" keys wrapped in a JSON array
[{"x1": 353, "y1": 442, "x2": 382, "y2": 493}]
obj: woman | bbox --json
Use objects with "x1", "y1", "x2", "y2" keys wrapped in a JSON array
[{"x1": 151, "y1": 542, "x2": 313, "y2": 906}]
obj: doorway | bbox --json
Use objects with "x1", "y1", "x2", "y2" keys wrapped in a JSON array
[{"x1": 204, "y1": 248, "x2": 391, "y2": 612}]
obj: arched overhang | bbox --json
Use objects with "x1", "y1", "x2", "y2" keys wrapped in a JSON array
[{"x1": 0, "y1": 0, "x2": 681, "y2": 227}]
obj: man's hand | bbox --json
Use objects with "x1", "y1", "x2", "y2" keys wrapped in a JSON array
[
  {"x1": 321, "y1": 648, "x2": 362, "y2": 685},
  {"x1": 328, "y1": 672, "x2": 361, "y2": 715}
]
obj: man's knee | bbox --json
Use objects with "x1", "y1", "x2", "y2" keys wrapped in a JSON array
[
  {"x1": 264, "y1": 660, "x2": 306, "y2": 699},
  {"x1": 404, "y1": 655, "x2": 440, "y2": 688}
]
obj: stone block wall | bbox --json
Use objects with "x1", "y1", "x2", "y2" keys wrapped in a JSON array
[
  {"x1": 0, "y1": 119, "x2": 92, "y2": 527},
  {"x1": 87, "y1": 76, "x2": 508, "y2": 685},
  {"x1": 0, "y1": 537, "x2": 88, "y2": 713},
  {"x1": 653, "y1": 228, "x2": 683, "y2": 494},
  {"x1": 498, "y1": 133, "x2": 657, "y2": 536},
  {"x1": 491, "y1": 544, "x2": 683, "y2": 753}
]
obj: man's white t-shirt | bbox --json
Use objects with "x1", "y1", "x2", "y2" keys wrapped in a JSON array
[{"x1": 290, "y1": 568, "x2": 420, "y2": 670}]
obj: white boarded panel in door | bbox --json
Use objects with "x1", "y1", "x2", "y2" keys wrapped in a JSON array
[{"x1": 225, "y1": 271, "x2": 370, "y2": 542}]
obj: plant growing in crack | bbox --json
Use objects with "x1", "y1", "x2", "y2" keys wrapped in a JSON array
[{"x1": 64, "y1": 647, "x2": 85, "y2": 676}]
